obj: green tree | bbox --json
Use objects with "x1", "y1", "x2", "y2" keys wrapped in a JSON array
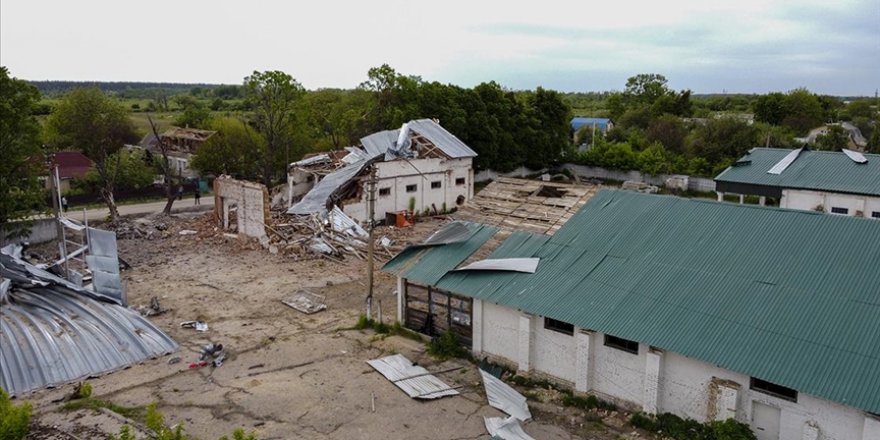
[
  {"x1": 0, "y1": 67, "x2": 46, "y2": 228},
  {"x1": 74, "y1": 149, "x2": 156, "y2": 193},
  {"x1": 645, "y1": 114, "x2": 687, "y2": 154},
  {"x1": 303, "y1": 88, "x2": 375, "y2": 150},
  {"x1": 191, "y1": 118, "x2": 265, "y2": 180},
  {"x1": 781, "y1": 88, "x2": 825, "y2": 135},
  {"x1": 45, "y1": 88, "x2": 138, "y2": 222},
  {"x1": 174, "y1": 106, "x2": 213, "y2": 129},
  {"x1": 815, "y1": 125, "x2": 849, "y2": 151},
  {"x1": 843, "y1": 100, "x2": 875, "y2": 120},
  {"x1": 867, "y1": 125, "x2": 880, "y2": 153},
  {"x1": 243, "y1": 70, "x2": 305, "y2": 186},
  {"x1": 686, "y1": 117, "x2": 759, "y2": 165}
]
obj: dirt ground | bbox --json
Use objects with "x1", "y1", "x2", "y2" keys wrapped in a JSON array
[{"x1": 18, "y1": 213, "x2": 645, "y2": 440}]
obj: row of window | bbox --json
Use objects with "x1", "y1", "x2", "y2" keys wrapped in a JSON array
[
  {"x1": 543, "y1": 316, "x2": 799, "y2": 402},
  {"x1": 829, "y1": 206, "x2": 880, "y2": 218},
  {"x1": 378, "y1": 178, "x2": 467, "y2": 196}
]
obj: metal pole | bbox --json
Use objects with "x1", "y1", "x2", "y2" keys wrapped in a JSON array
[
  {"x1": 366, "y1": 164, "x2": 377, "y2": 320},
  {"x1": 48, "y1": 161, "x2": 69, "y2": 279}
]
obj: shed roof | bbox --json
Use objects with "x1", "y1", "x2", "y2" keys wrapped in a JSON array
[
  {"x1": 54, "y1": 151, "x2": 93, "y2": 180},
  {"x1": 385, "y1": 190, "x2": 880, "y2": 412},
  {"x1": 715, "y1": 147, "x2": 880, "y2": 197},
  {"x1": 571, "y1": 117, "x2": 611, "y2": 131}
]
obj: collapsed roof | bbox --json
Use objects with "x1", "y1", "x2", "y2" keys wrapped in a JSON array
[
  {"x1": 1, "y1": 246, "x2": 177, "y2": 396},
  {"x1": 287, "y1": 119, "x2": 477, "y2": 216}
]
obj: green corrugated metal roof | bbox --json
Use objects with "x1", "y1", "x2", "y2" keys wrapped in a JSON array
[
  {"x1": 715, "y1": 147, "x2": 880, "y2": 196},
  {"x1": 391, "y1": 190, "x2": 880, "y2": 412},
  {"x1": 382, "y1": 222, "x2": 498, "y2": 285}
]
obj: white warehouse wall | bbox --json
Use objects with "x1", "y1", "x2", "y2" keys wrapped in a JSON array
[
  {"x1": 471, "y1": 299, "x2": 880, "y2": 440},
  {"x1": 782, "y1": 189, "x2": 880, "y2": 218}
]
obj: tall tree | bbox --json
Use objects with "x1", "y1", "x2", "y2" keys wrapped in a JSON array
[
  {"x1": 0, "y1": 67, "x2": 45, "y2": 227},
  {"x1": 45, "y1": 88, "x2": 137, "y2": 222},
  {"x1": 243, "y1": 70, "x2": 304, "y2": 186},
  {"x1": 191, "y1": 117, "x2": 265, "y2": 181}
]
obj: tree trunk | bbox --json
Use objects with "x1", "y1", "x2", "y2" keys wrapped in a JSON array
[{"x1": 101, "y1": 184, "x2": 119, "y2": 222}]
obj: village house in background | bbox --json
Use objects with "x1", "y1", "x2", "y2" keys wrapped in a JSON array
[
  {"x1": 570, "y1": 117, "x2": 613, "y2": 147},
  {"x1": 131, "y1": 127, "x2": 216, "y2": 178},
  {"x1": 384, "y1": 190, "x2": 880, "y2": 440},
  {"x1": 287, "y1": 119, "x2": 476, "y2": 223},
  {"x1": 714, "y1": 147, "x2": 880, "y2": 218},
  {"x1": 44, "y1": 151, "x2": 93, "y2": 193},
  {"x1": 795, "y1": 122, "x2": 868, "y2": 149}
]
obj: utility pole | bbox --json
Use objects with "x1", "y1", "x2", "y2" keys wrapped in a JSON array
[{"x1": 365, "y1": 164, "x2": 377, "y2": 320}]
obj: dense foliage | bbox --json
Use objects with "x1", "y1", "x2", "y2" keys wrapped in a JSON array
[
  {"x1": 630, "y1": 412, "x2": 756, "y2": 440},
  {"x1": 0, "y1": 388, "x2": 32, "y2": 440},
  {"x1": 0, "y1": 67, "x2": 46, "y2": 227}
]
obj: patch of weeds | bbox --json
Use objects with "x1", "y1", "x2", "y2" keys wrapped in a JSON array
[
  {"x1": 509, "y1": 375, "x2": 556, "y2": 390},
  {"x1": 110, "y1": 403, "x2": 259, "y2": 440},
  {"x1": 426, "y1": 329, "x2": 471, "y2": 361},
  {"x1": 629, "y1": 412, "x2": 756, "y2": 440},
  {"x1": 62, "y1": 397, "x2": 145, "y2": 420},
  {"x1": 1, "y1": 388, "x2": 32, "y2": 440},
  {"x1": 561, "y1": 393, "x2": 617, "y2": 411},
  {"x1": 346, "y1": 317, "x2": 425, "y2": 343},
  {"x1": 520, "y1": 390, "x2": 541, "y2": 401},
  {"x1": 73, "y1": 382, "x2": 92, "y2": 399}
]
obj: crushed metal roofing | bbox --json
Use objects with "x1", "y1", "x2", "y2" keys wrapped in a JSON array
[
  {"x1": 367, "y1": 354, "x2": 459, "y2": 399},
  {"x1": 715, "y1": 147, "x2": 880, "y2": 196},
  {"x1": 287, "y1": 156, "x2": 376, "y2": 215},
  {"x1": 383, "y1": 222, "x2": 498, "y2": 286},
  {"x1": 454, "y1": 258, "x2": 540, "y2": 273},
  {"x1": 481, "y1": 369, "x2": 531, "y2": 421},
  {"x1": 385, "y1": 190, "x2": 880, "y2": 412},
  {"x1": 484, "y1": 417, "x2": 535, "y2": 440},
  {"x1": 358, "y1": 119, "x2": 477, "y2": 159},
  {"x1": 1, "y1": 248, "x2": 177, "y2": 396}
]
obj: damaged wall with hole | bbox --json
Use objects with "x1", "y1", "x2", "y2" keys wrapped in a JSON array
[{"x1": 214, "y1": 176, "x2": 270, "y2": 239}]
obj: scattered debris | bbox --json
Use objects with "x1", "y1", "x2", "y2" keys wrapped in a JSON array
[
  {"x1": 168, "y1": 357, "x2": 182, "y2": 365},
  {"x1": 367, "y1": 354, "x2": 460, "y2": 400},
  {"x1": 178, "y1": 229, "x2": 197, "y2": 235},
  {"x1": 484, "y1": 416, "x2": 536, "y2": 440},
  {"x1": 480, "y1": 369, "x2": 531, "y2": 421},
  {"x1": 621, "y1": 180, "x2": 659, "y2": 194},
  {"x1": 180, "y1": 320, "x2": 209, "y2": 332},
  {"x1": 137, "y1": 296, "x2": 170, "y2": 317},
  {"x1": 281, "y1": 290, "x2": 327, "y2": 314}
]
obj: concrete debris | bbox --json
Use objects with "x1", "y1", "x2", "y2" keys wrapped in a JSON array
[
  {"x1": 282, "y1": 290, "x2": 327, "y2": 314},
  {"x1": 621, "y1": 180, "x2": 659, "y2": 194},
  {"x1": 181, "y1": 320, "x2": 209, "y2": 332}
]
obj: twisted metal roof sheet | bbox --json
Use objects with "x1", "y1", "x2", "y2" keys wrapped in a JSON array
[
  {"x1": 715, "y1": 147, "x2": 880, "y2": 196},
  {"x1": 358, "y1": 119, "x2": 477, "y2": 160},
  {"x1": 1, "y1": 252, "x2": 178, "y2": 396},
  {"x1": 389, "y1": 190, "x2": 880, "y2": 412}
]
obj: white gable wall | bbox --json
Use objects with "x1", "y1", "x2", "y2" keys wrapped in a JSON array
[
  {"x1": 471, "y1": 298, "x2": 880, "y2": 440},
  {"x1": 781, "y1": 189, "x2": 880, "y2": 218}
]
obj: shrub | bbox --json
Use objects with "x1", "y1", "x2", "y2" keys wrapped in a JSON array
[
  {"x1": 0, "y1": 388, "x2": 31, "y2": 440},
  {"x1": 427, "y1": 329, "x2": 469, "y2": 360},
  {"x1": 629, "y1": 412, "x2": 756, "y2": 440}
]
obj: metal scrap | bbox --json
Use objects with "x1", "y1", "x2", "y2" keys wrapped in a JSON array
[
  {"x1": 484, "y1": 416, "x2": 536, "y2": 440},
  {"x1": 281, "y1": 290, "x2": 327, "y2": 314},
  {"x1": 367, "y1": 354, "x2": 460, "y2": 400},
  {"x1": 480, "y1": 369, "x2": 531, "y2": 421}
]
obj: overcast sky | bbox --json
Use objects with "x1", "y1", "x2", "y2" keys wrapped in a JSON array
[{"x1": 2, "y1": 0, "x2": 877, "y2": 95}]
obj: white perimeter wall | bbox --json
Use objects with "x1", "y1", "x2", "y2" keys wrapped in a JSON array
[
  {"x1": 782, "y1": 189, "x2": 880, "y2": 218},
  {"x1": 472, "y1": 299, "x2": 880, "y2": 440}
]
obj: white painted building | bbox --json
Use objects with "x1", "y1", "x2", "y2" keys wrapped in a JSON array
[
  {"x1": 715, "y1": 148, "x2": 880, "y2": 219},
  {"x1": 287, "y1": 119, "x2": 476, "y2": 223},
  {"x1": 385, "y1": 190, "x2": 880, "y2": 440}
]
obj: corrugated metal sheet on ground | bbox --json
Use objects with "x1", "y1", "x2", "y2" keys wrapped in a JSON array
[
  {"x1": 480, "y1": 369, "x2": 531, "y2": 421},
  {"x1": 394, "y1": 190, "x2": 880, "y2": 413},
  {"x1": 1, "y1": 252, "x2": 178, "y2": 396},
  {"x1": 367, "y1": 354, "x2": 459, "y2": 399},
  {"x1": 715, "y1": 147, "x2": 880, "y2": 196},
  {"x1": 382, "y1": 222, "x2": 497, "y2": 285},
  {"x1": 484, "y1": 417, "x2": 535, "y2": 440}
]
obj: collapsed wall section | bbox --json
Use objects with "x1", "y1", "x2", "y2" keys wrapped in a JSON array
[{"x1": 214, "y1": 176, "x2": 270, "y2": 239}]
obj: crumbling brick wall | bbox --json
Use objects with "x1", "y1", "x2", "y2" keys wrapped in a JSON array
[{"x1": 214, "y1": 176, "x2": 270, "y2": 239}]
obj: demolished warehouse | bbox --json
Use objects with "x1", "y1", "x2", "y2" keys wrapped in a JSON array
[{"x1": 287, "y1": 119, "x2": 477, "y2": 223}]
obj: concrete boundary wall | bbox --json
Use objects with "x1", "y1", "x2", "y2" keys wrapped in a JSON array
[
  {"x1": 214, "y1": 176, "x2": 270, "y2": 239},
  {"x1": 1, "y1": 218, "x2": 59, "y2": 246}
]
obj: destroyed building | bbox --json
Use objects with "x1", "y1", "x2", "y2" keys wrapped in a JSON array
[
  {"x1": 287, "y1": 119, "x2": 477, "y2": 223},
  {"x1": 384, "y1": 190, "x2": 880, "y2": 440},
  {"x1": 127, "y1": 126, "x2": 217, "y2": 178}
]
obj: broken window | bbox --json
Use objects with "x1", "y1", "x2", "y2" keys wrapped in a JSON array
[
  {"x1": 604, "y1": 334, "x2": 638, "y2": 354},
  {"x1": 750, "y1": 377, "x2": 798, "y2": 402},
  {"x1": 406, "y1": 184, "x2": 417, "y2": 193},
  {"x1": 830, "y1": 207, "x2": 848, "y2": 215},
  {"x1": 455, "y1": 177, "x2": 466, "y2": 186},
  {"x1": 431, "y1": 181, "x2": 442, "y2": 189},
  {"x1": 544, "y1": 317, "x2": 574, "y2": 336},
  {"x1": 379, "y1": 187, "x2": 391, "y2": 196}
]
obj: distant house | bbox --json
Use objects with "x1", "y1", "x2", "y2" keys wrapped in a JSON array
[
  {"x1": 570, "y1": 117, "x2": 613, "y2": 138},
  {"x1": 714, "y1": 147, "x2": 880, "y2": 218},
  {"x1": 47, "y1": 151, "x2": 93, "y2": 193},
  {"x1": 384, "y1": 190, "x2": 880, "y2": 440},
  {"x1": 794, "y1": 122, "x2": 868, "y2": 148},
  {"x1": 287, "y1": 119, "x2": 477, "y2": 223},
  {"x1": 157, "y1": 127, "x2": 217, "y2": 178}
]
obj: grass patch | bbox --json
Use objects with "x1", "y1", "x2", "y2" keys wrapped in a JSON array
[
  {"x1": 1, "y1": 388, "x2": 32, "y2": 440},
  {"x1": 62, "y1": 397, "x2": 146, "y2": 421},
  {"x1": 347, "y1": 316, "x2": 424, "y2": 343},
  {"x1": 561, "y1": 393, "x2": 617, "y2": 411},
  {"x1": 630, "y1": 412, "x2": 756, "y2": 440},
  {"x1": 426, "y1": 329, "x2": 471, "y2": 361}
]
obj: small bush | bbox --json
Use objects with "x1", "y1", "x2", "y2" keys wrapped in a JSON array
[
  {"x1": 629, "y1": 412, "x2": 756, "y2": 440},
  {"x1": 0, "y1": 388, "x2": 31, "y2": 440},
  {"x1": 561, "y1": 393, "x2": 616, "y2": 411},
  {"x1": 427, "y1": 329, "x2": 469, "y2": 360}
]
